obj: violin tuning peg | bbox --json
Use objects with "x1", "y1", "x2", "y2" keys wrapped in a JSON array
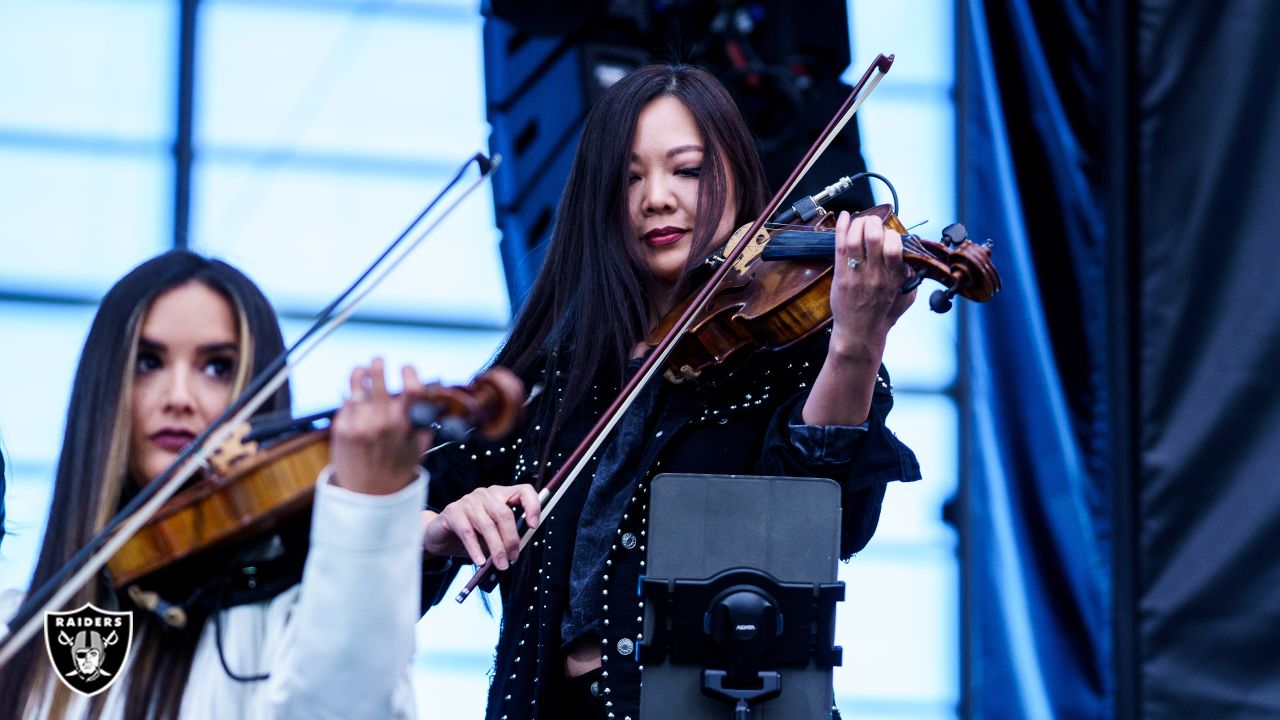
[
  {"x1": 941, "y1": 223, "x2": 968, "y2": 248},
  {"x1": 437, "y1": 417, "x2": 471, "y2": 442},
  {"x1": 407, "y1": 400, "x2": 439, "y2": 429},
  {"x1": 929, "y1": 288, "x2": 956, "y2": 314}
]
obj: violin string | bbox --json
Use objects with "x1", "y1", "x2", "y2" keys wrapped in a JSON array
[
  {"x1": 754, "y1": 230, "x2": 931, "y2": 257},
  {"x1": 903, "y1": 235, "x2": 929, "y2": 254}
]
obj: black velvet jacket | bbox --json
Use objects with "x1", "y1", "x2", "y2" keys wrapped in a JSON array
[{"x1": 423, "y1": 329, "x2": 920, "y2": 720}]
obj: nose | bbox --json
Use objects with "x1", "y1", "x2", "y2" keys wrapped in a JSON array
[
  {"x1": 162, "y1": 367, "x2": 197, "y2": 415},
  {"x1": 641, "y1": 174, "x2": 676, "y2": 216}
]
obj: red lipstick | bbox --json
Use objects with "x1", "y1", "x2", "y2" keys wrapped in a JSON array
[
  {"x1": 644, "y1": 226, "x2": 687, "y2": 247},
  {"x1": 150, "y1": 429, "x2": 195, "y2": 451}
]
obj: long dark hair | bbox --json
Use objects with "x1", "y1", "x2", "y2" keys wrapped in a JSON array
[
  {"x1": 0, "y1": 443, "x2": 6, "y2": 552},
  {"x1": 494, "y1": 64, "x2": 768, "y2": 433},
  {"x1": 0, "y1": 250, "x2": 290, "y2": 719}
]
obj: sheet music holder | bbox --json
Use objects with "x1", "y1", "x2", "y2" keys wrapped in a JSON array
[{"x1": 639, "y1": 474, "x2": 844, "y2": 720}]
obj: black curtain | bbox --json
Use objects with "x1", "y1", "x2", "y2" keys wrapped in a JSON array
[
  {"x1": 960, "y1": 0, "x2": 1280, "y2": 717},
  {"x1": 958, "y1": 0, "x2": 1111, "y2": 716},
  {"x1": 1134, "y1": 1, "x2": 1280, "y2": 717}
]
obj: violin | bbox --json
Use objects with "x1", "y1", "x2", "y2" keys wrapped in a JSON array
[
  {"x1": 650, "y1": 202, "x2": 1002, "y2": 382},
  {"x1": 107, "y1": 368, "x2": 525, "y2": 593}
]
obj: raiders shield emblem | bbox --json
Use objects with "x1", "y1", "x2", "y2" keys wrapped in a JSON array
[{"x1": 43, "y1": 604, "x2": 134, "y2": 697}]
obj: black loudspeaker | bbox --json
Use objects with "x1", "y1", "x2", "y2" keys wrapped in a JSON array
[
  {"x1": 640, "y1": 474, "x2": 844, "y2": 720},
  {"x1": 483, "y1": 11, "x2": 650, "y2": 308},
  {"x1": 483, "y1": 17, "x2": 581, "y2": 307}
]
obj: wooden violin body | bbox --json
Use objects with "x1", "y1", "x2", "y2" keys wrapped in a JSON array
[
  {"x1": 107, "y1": 368, "x2": 525, "y2": 589},
  {"x1": 107, "y1": 429, "x2": 330, "y2": 587},
  {"x1": 650, "y1": 204, "x2": 1002, "y2": 383}
]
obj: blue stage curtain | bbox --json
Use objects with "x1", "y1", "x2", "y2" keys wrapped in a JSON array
[{"x1": 958, "y1": 1, "x2": 1112, "y2": 717}]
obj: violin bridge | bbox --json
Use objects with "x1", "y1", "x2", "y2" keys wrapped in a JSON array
[
  {"x1": 723, "y1": 223, "x2": 772, "y2": 273},
  {"x1": 207, "y1": 422, "x2": 258, "y2": 476}
]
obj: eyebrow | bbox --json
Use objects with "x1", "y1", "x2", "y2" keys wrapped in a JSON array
[
  {"x1": 630, "y1": 145, "x2": 704, "y2": 162},
  {"x1": 138, "y1": 337, "x2": 239, "y2": 355}
]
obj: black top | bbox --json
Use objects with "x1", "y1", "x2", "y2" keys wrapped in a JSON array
[{"x1": 424, "y1": 329, "x2": 920, "y2": 720}]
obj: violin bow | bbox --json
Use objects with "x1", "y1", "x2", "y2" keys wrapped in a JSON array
[
  {"x1": 456, "y1": 54, "x2": 895, "y2": 602},
  {"x1": 0, "y1": 154, "x2": 500, "y2": 668}
]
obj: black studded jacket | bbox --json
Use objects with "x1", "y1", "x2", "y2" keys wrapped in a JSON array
[{"x1": 423, "y1": 330, "x2": 920, "y2": 720}]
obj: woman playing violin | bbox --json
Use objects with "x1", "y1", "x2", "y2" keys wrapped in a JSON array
[
  {"x1": 0, "y1": 250, "x2": 431, "y2": 719},
  {"x1": 421, "y1": 64, "x2": 923, "y2": 720}
]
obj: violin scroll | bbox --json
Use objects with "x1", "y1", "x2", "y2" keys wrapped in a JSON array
[
  {"x1": 858, "y1": 205, "x2": 1001, "y2": 313},
  {"x1": 408, "y1": 367, "x2": 525, "y2": 442}
]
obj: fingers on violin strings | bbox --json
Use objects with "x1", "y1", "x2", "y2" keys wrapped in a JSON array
[
  {"x1": 861, "y1": 216, "x2": 885, "y2": 268},
  {"x1": 834, "y1": 211, "x2": 855, "y2": 270},
  {"x1": 401, "y1": 364, "x2": 424, "y2": 395},
  {"x1": 367, "y1": 357, "x2": 389, "y2": 403},
  {"x1": 881, "y1": 226, "x2": 905, "y2": 269},
  {"x1": 347, "y1": 365, "x2": 371, "y2": 405}
]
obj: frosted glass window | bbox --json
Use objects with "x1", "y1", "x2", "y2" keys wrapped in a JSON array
[
  {"x1": 301, "y1": 0, "x2": 477, "y2": 10},
  {"x1": 279, "y1": 319, "x2": 505, "y2": 415},
  {"x1": 197, "y1": 2, "x2": 485, "y2": 160},
  {"x1": 0, "y1": 0, "x2": 174, "y2": 140},
  {"x1": 0, "y1": 462, "x2": 57, "y2": 591},
  {"x1": 875, "y1": 394, "x2": 959, "y2": 545},
  {"x1": 833, "y1": 394, "x2": 959, "y2": 714},
  {"x1": 0, "y1": 148, "x2": 169, "y2": 292},
  {"x1": 835, "y1": 549, "x2": 959, "y2": 710},
  {"x1": 849, "y1": 0, "x2": 954, "y2": 89},
  {"x1": 412, "y1": 572, "x2": 501, "y2": 719},
  {"x1": 856, "y1": 93, "x2": 955, "y2": 227},
  {"x1": 0, "y1": 304, "x2": 98, "y2": 464},
  {"x1": 193, "y1": 161, "x2": 509, "y2": 324},
  {"x1": 0, "y1": 303, "x2": 98, "y2": 589},
  {"x1": 882, "y1": 302, "x2": 958, "y2": 392}
]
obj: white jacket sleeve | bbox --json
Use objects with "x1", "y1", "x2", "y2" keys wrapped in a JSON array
[{"x1": 266, "y1": 468, "x2": 426, "y2": 720}]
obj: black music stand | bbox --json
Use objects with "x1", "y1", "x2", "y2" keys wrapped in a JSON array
[{"x1": 639, "y1": 474, "x2": 845, "y2": 720}]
